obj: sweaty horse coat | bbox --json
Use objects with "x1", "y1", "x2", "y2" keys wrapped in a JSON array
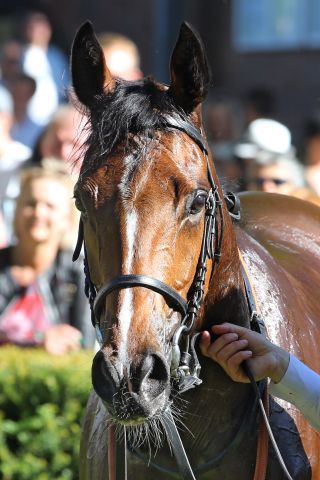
[{"x1": 238, "y1": 192, "x2": 320, "y2": 477}]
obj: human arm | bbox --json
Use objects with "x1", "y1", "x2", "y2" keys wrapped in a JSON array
[
  {"x1": 200, "y1": 323, "x2": 289, "y2": 383},
  {"x1": 269, "y1": 354, "x2": 320, "y2": 431},
  {"x1": 200, "y1": 323, "x2": 320, "y2": 431}
]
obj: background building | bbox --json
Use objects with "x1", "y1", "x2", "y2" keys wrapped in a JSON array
[{"x1": 1, "y1": 0, "x2": 320, "y2": 150}]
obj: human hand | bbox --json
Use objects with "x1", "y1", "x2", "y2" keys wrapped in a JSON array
[
  {"x1": 44, "y1": 324, "x2": 82, "y2": 355},
  {"x1": 200, "y1": 323, "x2": 289, "y2": 383}
]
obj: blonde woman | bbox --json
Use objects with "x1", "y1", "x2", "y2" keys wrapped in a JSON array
[{"x1": 0, "y1": 161, "x2": 94, "y2": 353}]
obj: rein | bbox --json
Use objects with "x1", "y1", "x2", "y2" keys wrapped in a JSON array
[{"x1": 240, "y1": 254, "x2": 293, "y2": 480}]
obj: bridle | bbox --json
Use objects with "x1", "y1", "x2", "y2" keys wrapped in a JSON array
[{"x1": 73, "y1": 114, "x2": 226, "y2": 393}]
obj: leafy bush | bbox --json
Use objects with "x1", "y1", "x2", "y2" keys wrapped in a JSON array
[{"x1": 0, "y1": 346, "x2": 93, "y2": 480}]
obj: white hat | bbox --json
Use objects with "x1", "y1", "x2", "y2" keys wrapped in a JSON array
[
  {"x1": 0, "y1": 84, "x2": 13, "y2": 114},
  {"x1": 234, "y1": 119, "x2": 292, "y2": 162}
]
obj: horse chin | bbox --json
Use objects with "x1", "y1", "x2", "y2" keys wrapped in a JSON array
[
  {"x1": 102, "y1": 388, "x2": 169, "y2": 427},
  {"x1": 118, "y1": 417, "x2": 149, "y2": 427}
]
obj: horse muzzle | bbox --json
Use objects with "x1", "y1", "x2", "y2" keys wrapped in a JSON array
[{"x1": 91, "y1": 350, "x2": 170, "y2": 424}]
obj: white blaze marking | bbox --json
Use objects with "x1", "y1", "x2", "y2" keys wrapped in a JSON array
[
  {"x1": 118, "y1": 208, "x2": 138, "y2": 363},
  {"x1": 117, "y1": 152, "x2": 153, "y2": 365}
]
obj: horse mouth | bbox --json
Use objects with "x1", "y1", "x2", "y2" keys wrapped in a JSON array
[
  {"x1": 116, "y1": 416, "x2": 152, "y2": 427},
  {"x1": 107, "y1": 386, "x2": 169, "y2": 426}
]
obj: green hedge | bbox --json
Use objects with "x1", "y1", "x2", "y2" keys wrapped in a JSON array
[{"x1": 0, "y1": 346, "x2": 93, "y2": 480}]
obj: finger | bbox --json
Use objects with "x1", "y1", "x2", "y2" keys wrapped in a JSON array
[
  {"x1": 214, "y1": 338, "x2": 249, "y2": 363},
  {"x1": 226, "y1": 350, "x2": 253, "y2": 382},
  {"x1": 212, "y1": 323, "x2": 250, "y2": 337},
  {"x1": 199, "y1": 331, "x2": 211, "y2": 355},
  {"x1": 206, "y1": 332, "x2": 239, "y2": 359}
]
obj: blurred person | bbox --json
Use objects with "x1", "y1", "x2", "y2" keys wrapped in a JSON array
[
  {"x1": 249, "y1": 156, "x2": 305, "y2": 195},
  {"x1": 32, "y1": 104, "x2": 85, "y2": 175},
  {"x1": 0, "y1": 84, "x2": 31, "y2": 245},
  {"x1": 29, "y1": 105, "x2": 86, "y2": 249},
  {"x1": 235, "y1": 118, "x2": 319, "y2": 204},
  {"x1": 303, "y1": 117, "x2": 320, "y2": 197},
  {"x1": 8, "y1": 72, "x2": 43, "y2": 149},
  {"x1": 0, "y1": 40, "x2": 23, "y2": 86},
  {"x1": 27, "y1": 156, "x2": 81, "y2": 250},
  {"x1": 0, "y1": 161, "x2": 94, "y2": 353},
  {"x1": 97, "y1": 32, "x2": 143, "y2": 80},
  {"x1": 22, "y1": 11, "x2": 70, "y2": 126},
  {"x1": 248, "y1": 157, "x2": 320, "y2": 206},
  {"x1": 0, "y1": 212, "x2": 7, "y2": 249}
]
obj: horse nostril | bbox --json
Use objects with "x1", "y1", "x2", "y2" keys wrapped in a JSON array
[
  {"x1": 133, "y1": 353, "x2": 169, "y2": 399},
  {"x1": 148, "y1": 354, "x2": 169, "y2": 383},
  {"x1": 91, "y1": 351, "x2": 120, "y2": 404}
]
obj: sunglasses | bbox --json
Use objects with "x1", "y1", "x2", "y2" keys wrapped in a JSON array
[{"x1": 254, "y1": 177, "x2": 289, "y2": 187}]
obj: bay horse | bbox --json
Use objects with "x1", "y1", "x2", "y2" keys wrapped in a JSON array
[{"x1": 71, "y1": 21, "x2": 320, "y2": 479}]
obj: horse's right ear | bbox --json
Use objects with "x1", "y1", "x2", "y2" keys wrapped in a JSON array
[{"x1": 71, "y1": 21, "x2": 114, "y2": 108}]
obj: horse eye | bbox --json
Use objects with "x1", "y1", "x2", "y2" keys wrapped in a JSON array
[
  {"x1": 74, "y1": 195, "x2": 86, "y2": 213},
  {"x1": 189, "y1": 192, "x2": 207, "y2": 215}
]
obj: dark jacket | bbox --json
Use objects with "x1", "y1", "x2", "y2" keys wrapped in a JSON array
[{"x1": 0, "y1": 247, "x2": 95, "y2": 348}]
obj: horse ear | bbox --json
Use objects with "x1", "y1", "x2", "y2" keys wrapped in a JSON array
[
  {"x1": 71, "y1": 21, "x2": 114, "y2": 107},
  {"x1": 169, "y1": 22, "x2": 210, "y2": 113}
]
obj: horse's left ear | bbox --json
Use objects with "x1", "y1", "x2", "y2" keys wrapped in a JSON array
[
  {"x1": 169, "y1": 22, "x2": 210, "y2": 113},
  {"x1": 71, "y1": 21, "x2": 114, "y2": 108}
]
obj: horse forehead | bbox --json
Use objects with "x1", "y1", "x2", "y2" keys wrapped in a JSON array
[
  {"x1": 78, "y1": 130, "x2": 206, "y2": 206},
  {"x1": 132, "y1": 132, "x2": 207, "y2": 186}
]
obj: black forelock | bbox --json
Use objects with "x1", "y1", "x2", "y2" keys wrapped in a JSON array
[{"x1": 79, "y1": 77, "x2": 188, "y2": 172}]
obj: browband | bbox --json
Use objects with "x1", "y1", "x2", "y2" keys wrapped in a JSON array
[{"x1": 164, "y1": 115, "x2": 208, "y2": 155}]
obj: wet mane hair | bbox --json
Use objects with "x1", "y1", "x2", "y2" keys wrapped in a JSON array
[{"x1": 80, "y1": 76, "x2": 188, "y2": 171}]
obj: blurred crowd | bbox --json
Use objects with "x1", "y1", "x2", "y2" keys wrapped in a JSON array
[
  {"x1": 0, "y1": 10, "x2": 319, "y2": 354},
  {"x1": 204, "y1": 87, "x2": 320, "y2": 205},
  {"x1": 0, "y1": 11, "x2": 142, "y2": 353}
]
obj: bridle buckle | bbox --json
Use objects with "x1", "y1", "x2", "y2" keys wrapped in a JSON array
[{"x1": 171, "y1": 327, "x2": 203, "y2": 393}]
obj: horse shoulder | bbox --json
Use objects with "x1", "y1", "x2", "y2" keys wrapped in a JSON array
[
  {"x1": 235, "y1": 192, "x2": 320, "y2": 477},
  {"x1": 236, "y1": 191, "x2": 320, "y2": 361}
]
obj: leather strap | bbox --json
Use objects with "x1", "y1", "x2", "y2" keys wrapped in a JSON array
[
  {"x1": 253, "y1": 386, "x2": 269, "y2": 480},
  {"x1": 108, "y1": 424, "x2": 128, "y2": 480},
  {"x1": 162, "y1": 408, "x2": 196, "y2": 480},
  {"x1": 164, "y1": 116, "x2": 208, "y2": 155},
  {"x1": 72, "y1": 218, "x2": 84, "y2": 262},
  {"x1": 108, "y1": 425, "x2": 117, "y2": 480},
  {"x1": 93, "y1": 274, "x2": 188, "y2": 318}
]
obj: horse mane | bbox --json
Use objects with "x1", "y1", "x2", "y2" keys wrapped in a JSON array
[{"x1": 76, "y1": 77, "x2": 189, "y2": 172}]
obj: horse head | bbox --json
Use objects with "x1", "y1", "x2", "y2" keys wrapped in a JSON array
[{"x1": 71, "y1": 22, "x2": 243, "y2": 427}]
